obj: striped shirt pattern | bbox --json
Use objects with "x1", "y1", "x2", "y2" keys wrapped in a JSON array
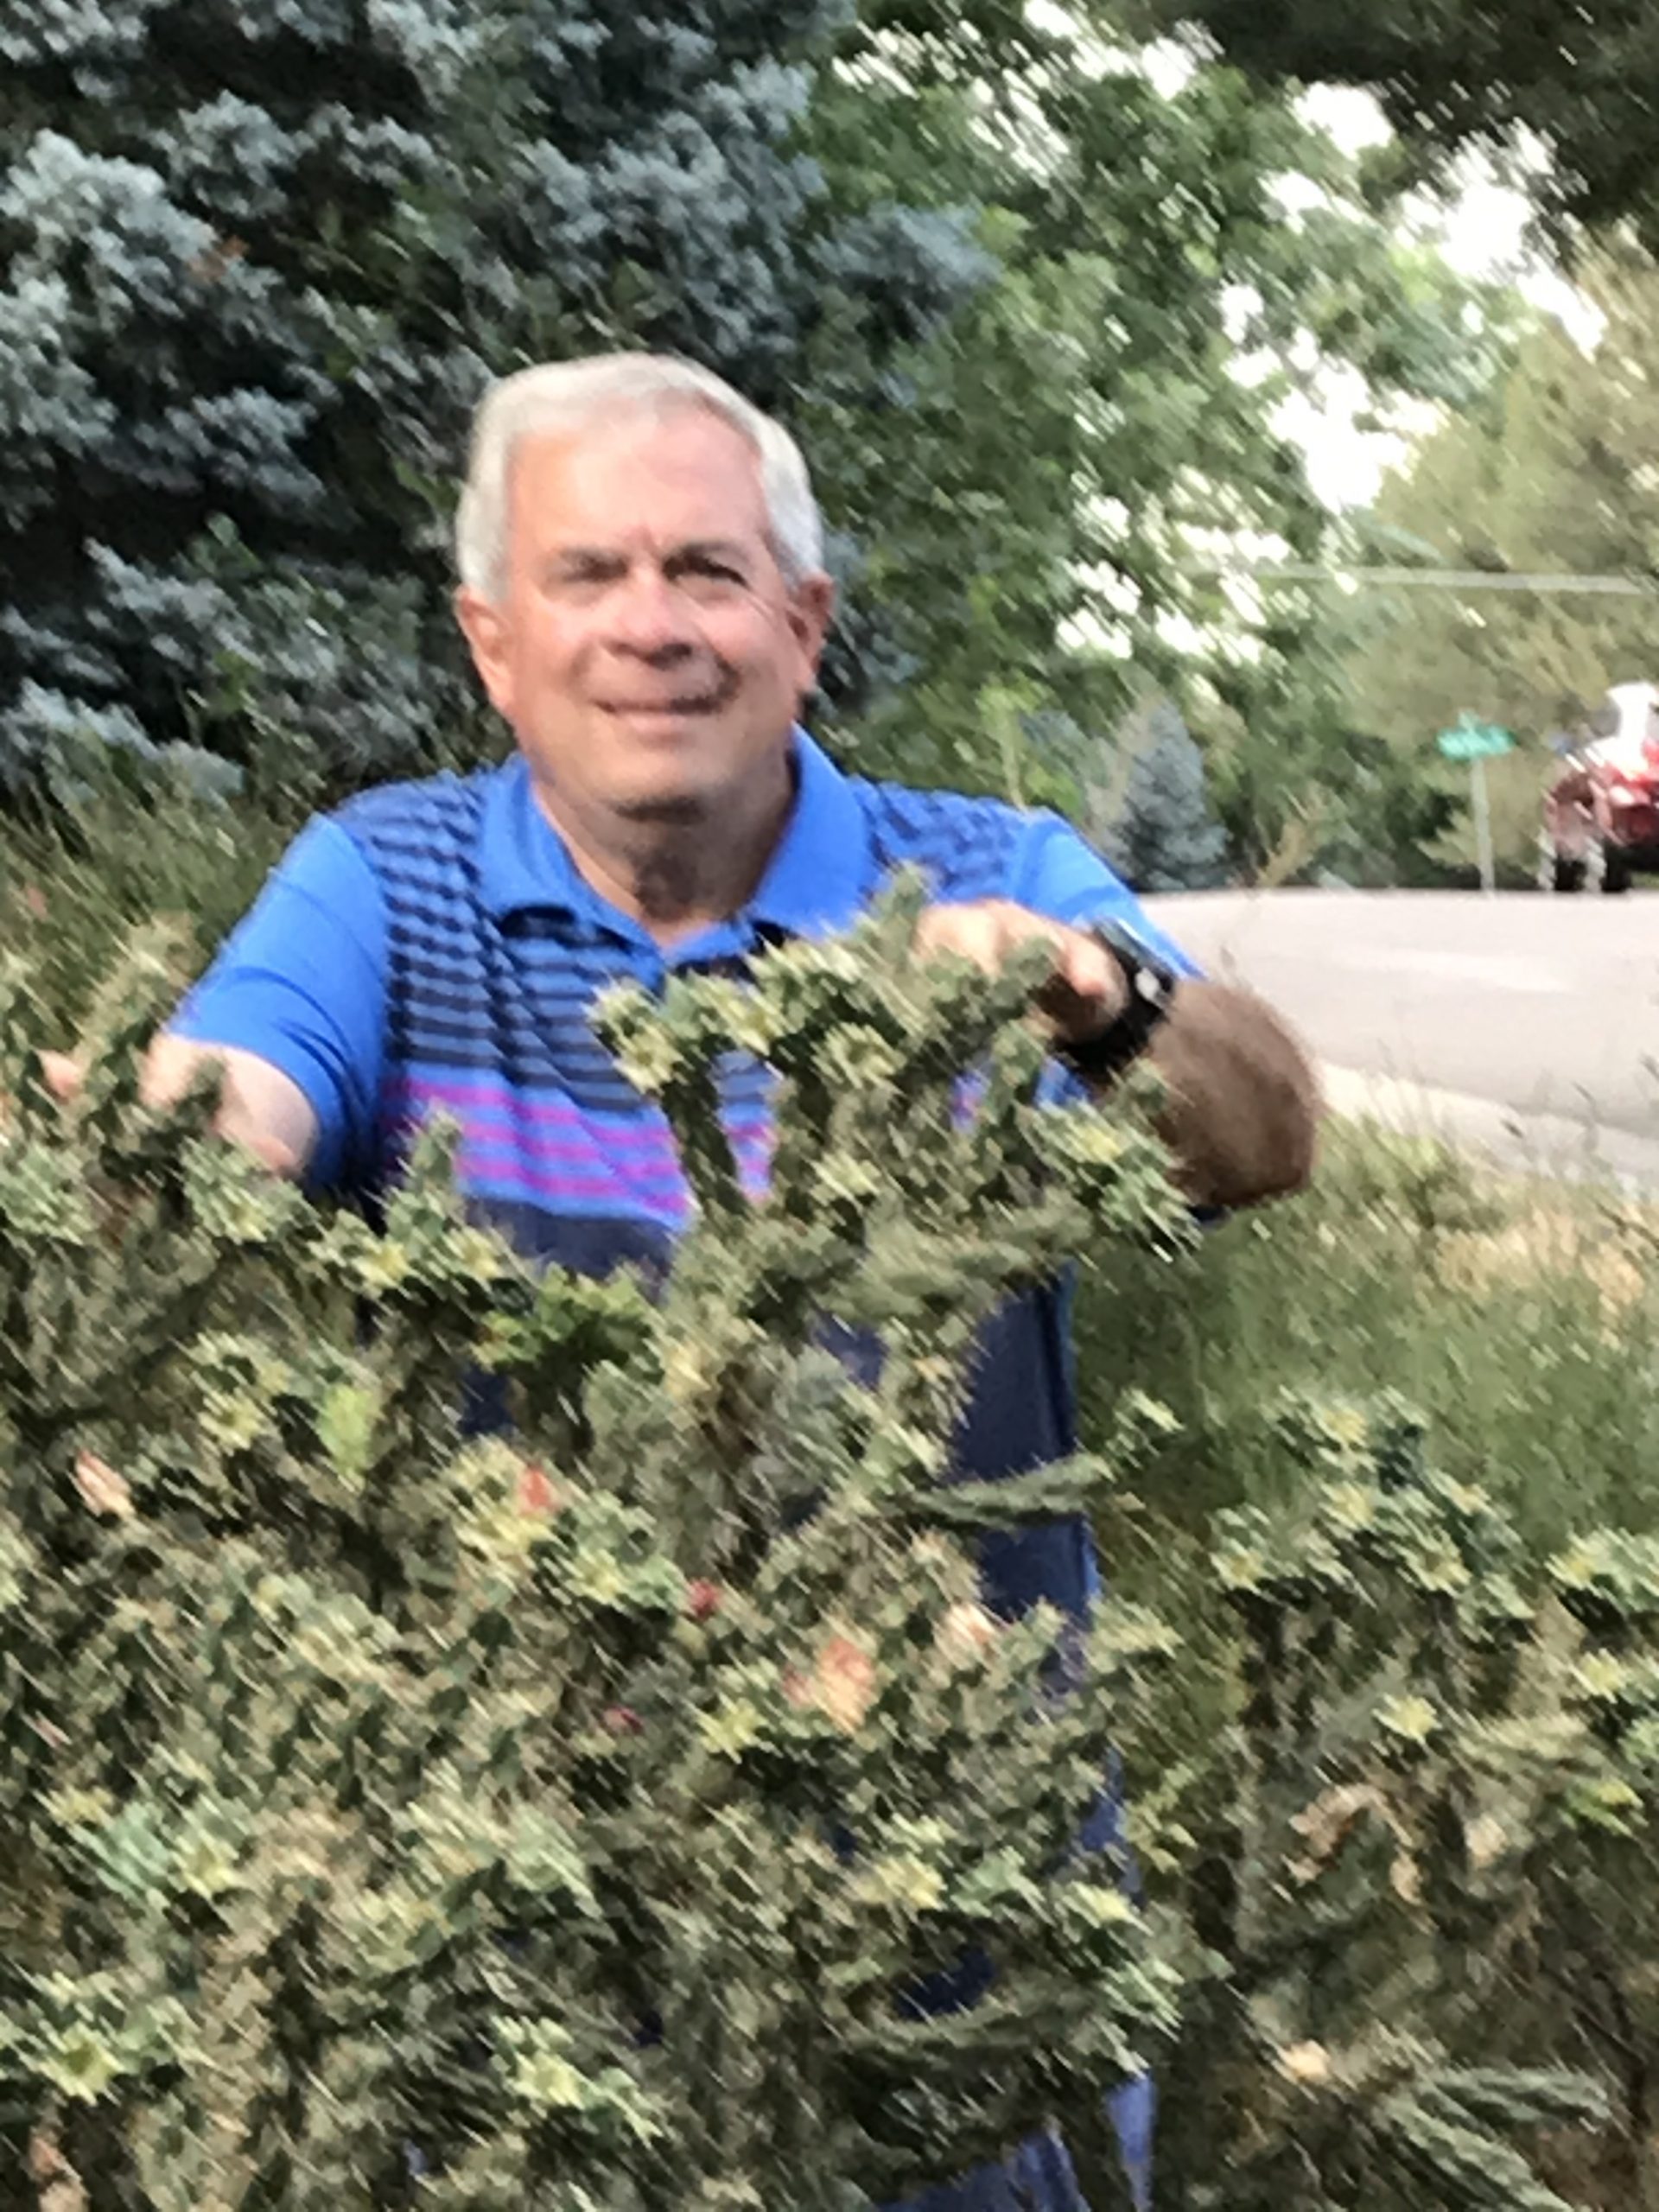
[{"x1": 348, "y1": 764, "x2": 1031, "y2": 1234}]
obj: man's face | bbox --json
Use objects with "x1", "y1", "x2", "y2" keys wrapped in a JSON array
[{"x1": 457, "y1": 406, "x2": 834, "y2": 823}]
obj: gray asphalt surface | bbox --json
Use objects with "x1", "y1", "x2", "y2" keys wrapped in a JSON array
[{"x1": 1142, "y1": 889, "x2": 1659, "y2": 1185}]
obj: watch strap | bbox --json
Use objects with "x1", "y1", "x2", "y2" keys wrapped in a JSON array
[{"x1": 1059, "y1": 924, "x2": 1179, "y2": 1082}]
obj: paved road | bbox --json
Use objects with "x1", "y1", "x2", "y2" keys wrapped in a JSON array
[{"x1": 1142, "y1": 890, "x2": 1659, "y2": 1185}]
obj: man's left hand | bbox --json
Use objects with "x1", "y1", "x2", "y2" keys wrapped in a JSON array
[{"x1": 912, "y1": 899, "x2": 1125, "y2": 1052}]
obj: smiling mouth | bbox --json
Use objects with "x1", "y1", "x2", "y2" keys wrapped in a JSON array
[{"x1": 601, "y1": 698, "x2": 722, "y2": 718}]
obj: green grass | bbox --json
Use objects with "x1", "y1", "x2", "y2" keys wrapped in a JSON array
[
  {"x1": 1, "y1": 783, "x2": 290, "y2": 1032},
  {"x1": 1077, "y1": 1118, "x2": 1659, "y2": 1584}
]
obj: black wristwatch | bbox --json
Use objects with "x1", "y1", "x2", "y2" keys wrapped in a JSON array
[{"x1": 1060, "y1": 922, "x2": 1180, "y2": 1083}]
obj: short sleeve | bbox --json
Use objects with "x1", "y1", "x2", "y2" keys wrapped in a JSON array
[
  {"x1": 168, "y1": 816, "x2": 388, "y2": 1190},
  {"x1": 1013, "y1": 812, "x2": 1203, "y2": 977}
]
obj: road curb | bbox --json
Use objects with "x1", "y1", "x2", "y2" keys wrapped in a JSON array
[{"x1": 1319, "y1": 1061, "x2": 1659, "y2": 1192}]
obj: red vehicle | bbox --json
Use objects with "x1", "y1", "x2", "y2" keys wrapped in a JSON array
[{"x1": 1541, "y1": 680, "x2": 1659, "y2": 893}]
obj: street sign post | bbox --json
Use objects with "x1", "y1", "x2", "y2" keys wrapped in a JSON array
[{"x1": 1437, "y1": 715, "x2": 1516, "y2": 893}]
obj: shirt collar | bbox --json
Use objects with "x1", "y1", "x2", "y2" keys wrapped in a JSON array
[
  {"x1": 478, "y1": 751, "x2": 598, "y2": 928},
  {"x1": 478, "y1": 728, "x2": 874, "y2": 941},
  {"x1": 747, "y1": 728, "x2": 874, "y2": 938}
]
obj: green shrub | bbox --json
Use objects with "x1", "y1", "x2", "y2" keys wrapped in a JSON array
[
  {"x1": 5, "y1": 907, "x2": 1656, "y2": 2209},
  {"x1": 1071, "y1": 1128, "x2": 1659, "y2": 2207},
  {"x1": 0, "y1": 895, "x2": 1201, "y2": 2208}
]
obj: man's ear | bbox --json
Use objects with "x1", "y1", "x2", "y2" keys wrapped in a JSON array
[
  {"x1": 789, "y1": 572, "x2": 837, "y2": 690},
  {"x1": 454, "y1": 587, "x2": 514, "y2": 721}
]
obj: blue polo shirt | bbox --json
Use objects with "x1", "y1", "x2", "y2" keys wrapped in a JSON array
[{"x1": 172, "y1": 727, "x2": 1192, "y2": 2210}]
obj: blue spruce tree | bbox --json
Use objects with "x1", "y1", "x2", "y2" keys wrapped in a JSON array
[
  {"x1": 1102, "y1": 700, "x2": 1231, "y2": 893},
  {"x1": 0, "y1": 0, "x2": 988, "y2": 809}
]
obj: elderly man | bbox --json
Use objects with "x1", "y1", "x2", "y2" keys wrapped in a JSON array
[{"x1": 143, "y1": 354, "x2": 1317, "y2": 2207}]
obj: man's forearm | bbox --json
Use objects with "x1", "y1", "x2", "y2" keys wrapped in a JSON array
[
  {"x1": 141, "y1": 1036, "x2": 318, "y2": 1179},
  {"x1": 1124, "y1": 980, "x2": 1319, "y2": 1210},
  {"x1": 906, "y1": 900, "x2": 1319, "y2": 1211}
]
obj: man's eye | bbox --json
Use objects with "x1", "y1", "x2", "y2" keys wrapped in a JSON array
[
  {"x1": 549, "y1": 561, "x2": 620, "y2": 591},
  {"x1": 680, "y1": 559, "x2": 744, "y2": 588}
]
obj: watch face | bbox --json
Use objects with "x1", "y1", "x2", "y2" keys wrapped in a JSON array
[
  {"x1": 1095, "y1": 925, "x2": 1176, "y2": 1007},
  {"x1": 1135, "y1": 960, "x2": 1177, "y2": 1008}
]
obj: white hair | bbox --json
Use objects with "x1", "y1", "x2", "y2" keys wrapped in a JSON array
[{"x1": 454, "y1": 353, "x2": 825, "y2": 598}]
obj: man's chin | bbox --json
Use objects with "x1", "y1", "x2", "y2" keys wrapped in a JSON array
[
  {"x1": 606, "y1": 769, "x2": 721, "y2": 823},
  {"x1": 607, "y1": 786, "x2": 714, "y2": 826}
]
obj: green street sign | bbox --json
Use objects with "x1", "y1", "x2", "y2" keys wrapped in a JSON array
[{"x1": 1437, "y1": 715, "x2": 1516, "y2": 762}]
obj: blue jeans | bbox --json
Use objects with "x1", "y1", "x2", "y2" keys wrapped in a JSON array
[
  {"x1": 404, "y1": 2075, "x2": 1154, "y2": 2206},
  {"x1": 882, "y1": 2076, "x2": 1154, "y2": 2212}
]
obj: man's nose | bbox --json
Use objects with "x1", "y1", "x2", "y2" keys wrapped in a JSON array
[{"x1": 606, "y1": 569, "x2": 696, "y2": 658}]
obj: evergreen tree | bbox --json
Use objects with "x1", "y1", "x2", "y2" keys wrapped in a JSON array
[
  {"x1": 1193, "y1": 620, "x2": 1468, "y2": 887},
  {"x1": 1099, "y1": 701, "x2": 1230, "y2": 893},
  {"x1": 2, "y1": 0, "x2": 1529, "y2": 825},
  {"x1": 0, "y1": 0, "x2": 988, "y2": 810}
]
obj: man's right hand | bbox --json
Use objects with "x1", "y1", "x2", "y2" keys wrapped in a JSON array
[
  {"x1": 38, "y1": 1038, "x2": 317, "y2": 1179},
  {"x1": 40, "y1": 1052, "x2": 81, "y2": 1103}
]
